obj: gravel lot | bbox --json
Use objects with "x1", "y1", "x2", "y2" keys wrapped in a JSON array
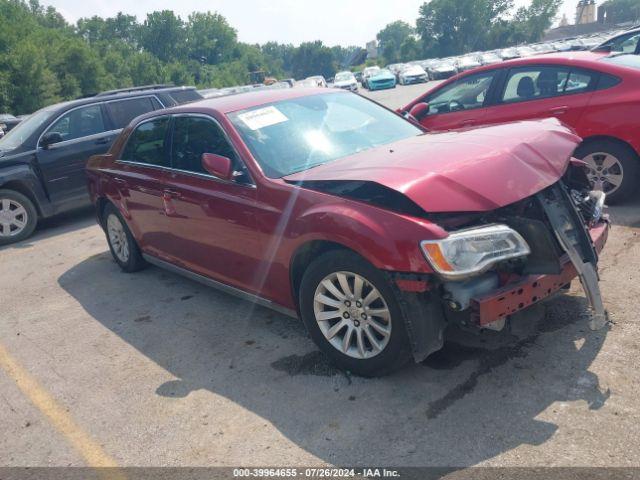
[{"x1": 1, "y1": 82, "x2": 640, "y2": 470}]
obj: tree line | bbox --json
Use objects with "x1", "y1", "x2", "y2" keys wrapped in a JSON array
[
  {"x1": 0, "y1": 0, "x2": 362, "y2": 115},
  {"x1": 3, "y1": 0, "x2": 637, "y2": 116}
]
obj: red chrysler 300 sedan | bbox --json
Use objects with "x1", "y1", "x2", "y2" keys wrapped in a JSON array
[
  {"x1": 86, "y1": 88, "x2": 609, "y2": 376},
  {"x1": 401, "y1": 51, "x2": 640, "y2": 203}
]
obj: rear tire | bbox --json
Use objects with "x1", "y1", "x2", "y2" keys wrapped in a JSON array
[
  {"x1": 575, "y1": 140, "x2": 640, "y2": 204},
  {"x1": 103, "y1": 203, "x2": 146, "y2": 273},
  {"x1": 298, "y1": 250, "x2": 411, "y2": 377},
  {"x1": 0, "y1": 189, "x2": 37, "y2": 245}
]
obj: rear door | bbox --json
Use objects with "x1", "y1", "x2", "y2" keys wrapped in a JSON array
[
  {"x1": 418, "y1": 70, "x2": 500, "y2": 130},
  {"x1": 37, "y1": 103, "x2": 115, "y2": 205},
  {"x1": 113, "y1": 116, "x2": 173, "y2": 259},
  {"x1": 479, "y1": 65, "x2": 598, "y2": 129}
]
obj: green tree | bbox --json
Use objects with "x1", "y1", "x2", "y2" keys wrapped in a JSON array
[
  {"x1": 7, "y1": 42, "x2": 60, "y2": 114},
  {"x1": 416, "y1": 0, "x2": 513, "y2": 57},
  {"x1": 291, "y1": 41, "x2": 335, "y2": 79},
  {"x1": 600, "y1": 0, "x2": 640, "y2": 23},
  {"x1": 185, "y1": 12, "x2": 237, "y2": 64},
  {"x1": 139, "y1": 10, "x2": 185, "y2": 62},
  {"x1": 399, "y1": 36, "x2": 421, "y2": 62},
  {"x1": 377, "y1": 21, "x2": 415, "y2": 63}
]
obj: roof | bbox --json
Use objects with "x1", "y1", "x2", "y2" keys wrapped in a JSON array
[
  {"x1": 35, "y1": 85, "x2": 199, "y2": 116},
  {"x1": 167, "y1": 87, "x2": 341, "y2": 115}
]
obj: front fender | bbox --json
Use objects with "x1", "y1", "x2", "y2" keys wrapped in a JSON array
[
  {"x1": 289, "y1": 201, "x2": 447, "y2": 273},
  {"x1": 0, "y1": 162, "x2": 52, "y2": 217}
]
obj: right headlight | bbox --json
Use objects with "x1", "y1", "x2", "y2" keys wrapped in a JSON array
[{"x1": 421, "y1": 224, "x2": 530, "y2": 280}]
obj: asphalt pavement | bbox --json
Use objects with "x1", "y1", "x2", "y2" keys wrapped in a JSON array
[{"x1": 1, "y1": 83, "x2": 639, "y2": 471}]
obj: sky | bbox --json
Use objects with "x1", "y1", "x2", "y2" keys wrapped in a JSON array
[{"x1": 42, "y1": 0, "x2": 581, "y2": 47}]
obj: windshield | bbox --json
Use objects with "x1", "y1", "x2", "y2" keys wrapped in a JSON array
[
  {"x1": 335, "y1": 73, "x2": 354, "y2": 82},
  {"x1": 0, "y1": 108, "x2": 56, "y2": 151},
  {"x1": 228, "y1": 92, "x2": 422, "y2": 178}
]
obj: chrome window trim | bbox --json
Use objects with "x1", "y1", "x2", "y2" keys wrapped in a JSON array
[
  {"x1": 44, "y1": 128, "x2": 122, "y2": 151},
  {"x1": 117, "y1": 112, "x2": 256, "y2": 187},
  {"x1": 37, "y1": 102, "x2": 108, "y2": 150}
]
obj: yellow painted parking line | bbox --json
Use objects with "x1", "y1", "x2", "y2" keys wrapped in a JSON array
[{"x1": 0, "y1": 342, "x2": 126, "y2": 480}]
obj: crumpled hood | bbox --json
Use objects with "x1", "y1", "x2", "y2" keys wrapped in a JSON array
[{"x1": 284, "y1": 118, "x2": 581, "y2": 213}]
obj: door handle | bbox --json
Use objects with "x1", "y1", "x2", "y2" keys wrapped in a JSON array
[
  {"x1": 113, "y1": 178, "x2": 127, "y2": 186},
  {"x1": 95, "y1": 137, "x2": 112, "y2": 145},
  {"x1": 460, "y1": 119, "x2": 476, "y2": 126},
  {"x1": 550, "y1": 106, "x2": 568, "y2": 115}
]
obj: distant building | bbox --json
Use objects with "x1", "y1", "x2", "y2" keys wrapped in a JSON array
[
  {"x1": 576, "y1": 0, "x2": 596, "y2": 25},
  {"x1": 366, "y1": 40, "x2": 378, "y2": 60}
]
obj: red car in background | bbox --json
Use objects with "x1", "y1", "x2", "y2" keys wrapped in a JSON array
[
  {"x1": 87, "y1": 89, "x2": 608, "y2": 376},
  {"x1": 401, "y1": 51, "x2": 640, "y2": 202}
]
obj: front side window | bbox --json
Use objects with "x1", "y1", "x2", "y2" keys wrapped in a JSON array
[
  {"x1": 501, "y1": 66, "x2": 570, "y2": 103},
  {"x1": 228, "y1": 92, "x2": 421, "y2": 178},
  {"x1": 120, "y1": 117, "x2": 170, "y2": 167},
  {"x1": 106, "y1": 97, "x2": 158, "y2": 129},
  {"x1": 47, "y1": 104, "x2": 106, "y2": 142},
  {"x1": 171, "y1": 116, "x2": 236, "y2": 175},
  {"x1": 426, "y1": 72, "x2": 496, "y2": 114}
]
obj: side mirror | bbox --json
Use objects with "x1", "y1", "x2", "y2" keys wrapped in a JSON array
[
  {"x1": 202, "y1": 153, "x2": 232, "y2": 180},
  {"x1": 409, "y1": 102, "x2": 430, "y2": 120},
  {"x1": 41, "y1": 132, "x2": 64, "y2": 149}
]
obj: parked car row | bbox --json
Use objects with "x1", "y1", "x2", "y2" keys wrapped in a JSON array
[{"x1": 368, "y1": 27, "x2": 636, "y2": 84}]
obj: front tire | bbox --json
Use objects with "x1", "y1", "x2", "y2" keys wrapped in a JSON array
[
  {"x1": 103, "y1": 204, "x2": 146, "y2": 272},
  {"x1": 575, "y1": 140, "x2": 640, "y2": 203},
  {"x1": 0, "y1": 189, "x2": 38, "y2": 245},
  {"x1": 298, "y1": 251, "x2": 411, "y2": 377}
]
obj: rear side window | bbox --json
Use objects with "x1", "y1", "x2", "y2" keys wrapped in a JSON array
[
  {"x1": 502, "y1": 66, "x2": 570, "y2": 103},
  {"x1": 171, "y1": 116, "x2": 236, "y2": 175},
  {"x1": 106, "y1": 97, "x2": 158, "y2": 129},
  {"x1": 47, "y1": 104, "x2": 106, "y2": 142},
  {"x1": 563, "y1": 70, "x2": 597, "y2": 94},
  {"x1": 120, "y1": 118, "x2": 170, "y2": 167},
  {"x1": 168, "y1": 90, "x2": 202, "y2": 105},
  {"x1": 597, "y1": 73, "x2": 621, "y2": 90}
]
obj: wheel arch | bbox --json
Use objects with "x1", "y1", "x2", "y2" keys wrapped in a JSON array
[
  {"x1": 0, "y1": 180, "x2": 43, "y2": 217},
  {"x1": 577, "y1": 135, "x2": 640, "y2": 159},
  {"x1": 289, "y1": 240, "x2": 361, "y2": 311}
]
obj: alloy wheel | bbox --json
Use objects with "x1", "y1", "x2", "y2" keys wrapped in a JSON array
[
  {"x1": 107, "y1": 214, "x2": 130, "y2": 263},
  {"x1": 313, "y1": 271, "x2": 392, "y2": 359},
  {"x1": 0, "y1": 198, "x2": 28, "y2": 238},
  {"x1": 583, "y1": 152, "x2": 624, "y2": 195}
]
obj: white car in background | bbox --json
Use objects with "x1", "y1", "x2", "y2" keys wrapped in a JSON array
[
  {"x1": 305, "y1": 75, "x2": 328, "y2": 87},
  {"x1": 333, "y1": 71, "x2": 358, "y2": 91},
  {"x1": 398, "y1": 64, "x2": 429, "y2": 85}
]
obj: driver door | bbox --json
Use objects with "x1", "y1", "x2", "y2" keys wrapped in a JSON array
[{"x1": 418, "y1": 70, "x2": 499, "y2": 131}]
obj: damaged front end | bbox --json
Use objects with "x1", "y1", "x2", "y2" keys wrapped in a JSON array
[{"x1": 422, "y1": 180, "x2": 609, "y2": 344}]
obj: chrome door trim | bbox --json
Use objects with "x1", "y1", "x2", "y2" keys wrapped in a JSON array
[{"x1": 142, "y1": 253, "x2": 298, "y2": 319}]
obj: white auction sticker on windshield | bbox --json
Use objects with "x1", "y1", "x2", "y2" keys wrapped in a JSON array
[{"x1": 238, "y1": 106, "x2": 288, "y2": 130}]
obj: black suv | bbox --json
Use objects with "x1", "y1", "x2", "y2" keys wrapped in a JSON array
[{"x1": 0, "y1": 84, "x2": 202, "y2": 245}]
